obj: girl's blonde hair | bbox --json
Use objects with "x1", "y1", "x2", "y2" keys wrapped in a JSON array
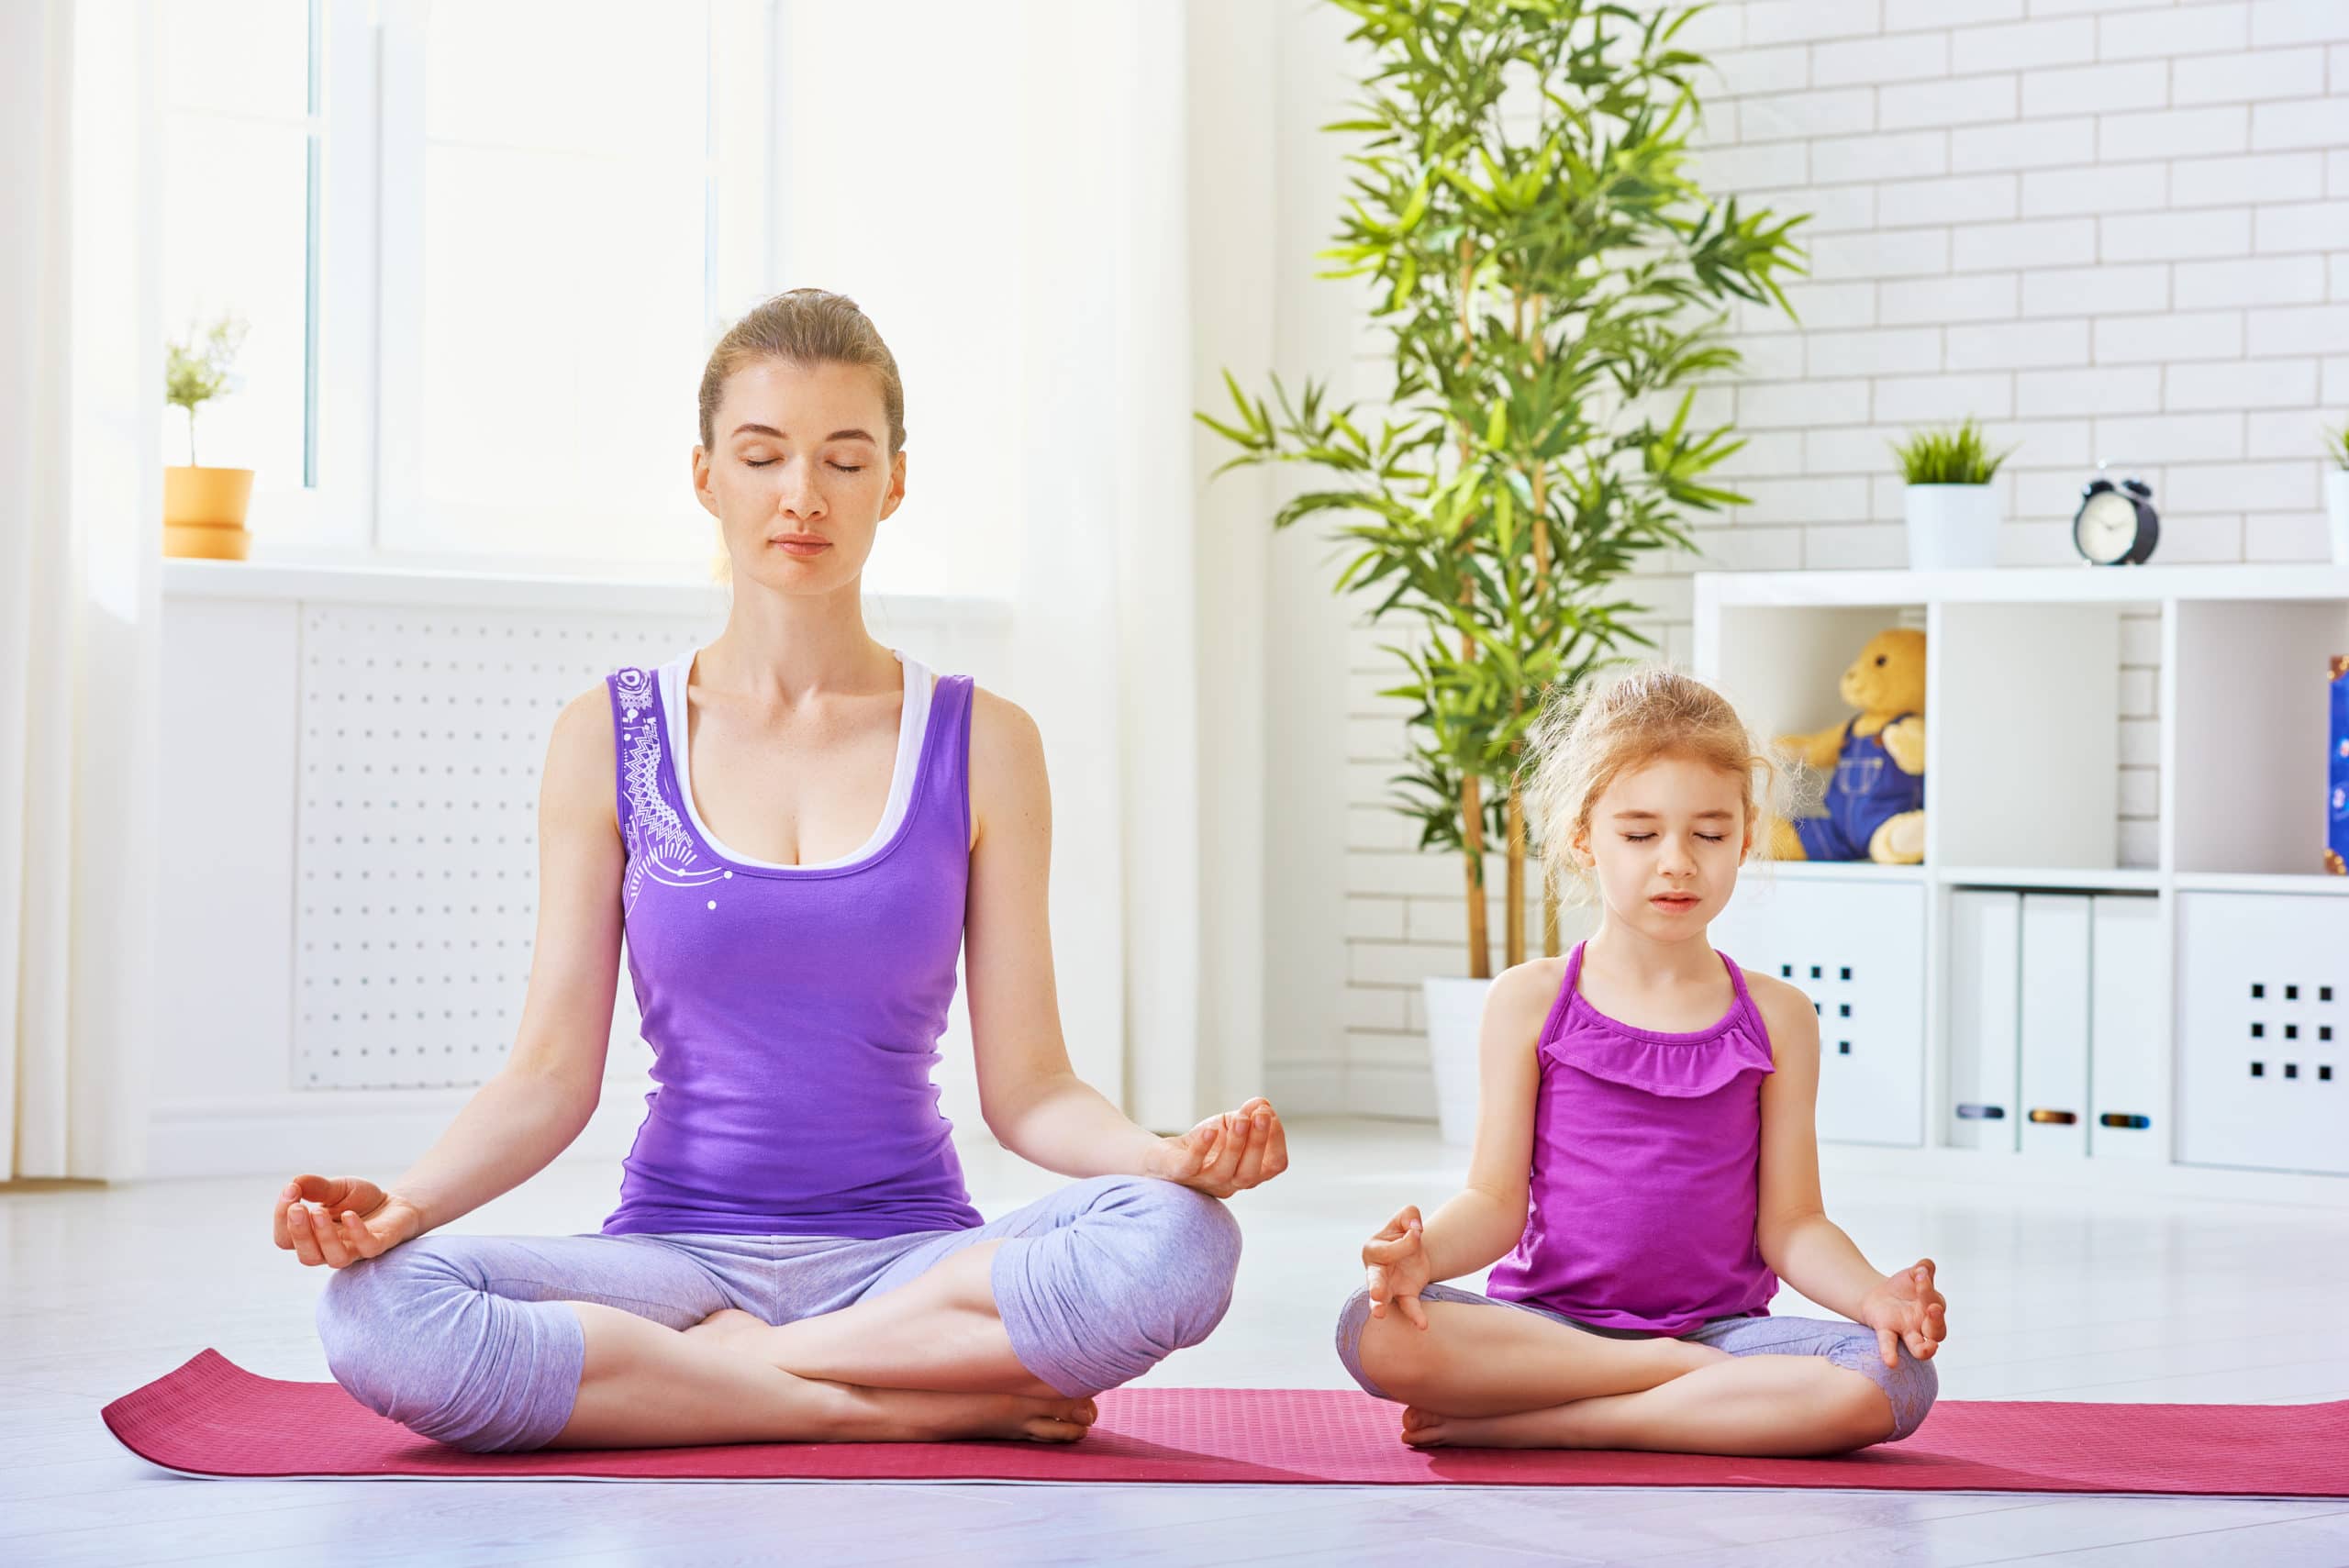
[
  {"x1": 697, "y1": 288, "x2": 907, "y2": 456},
  {"x1": 1523, "y1": 663, "x2": 1800, "y2": 906}
]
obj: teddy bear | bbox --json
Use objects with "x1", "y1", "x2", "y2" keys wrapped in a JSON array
[{"x1": 1769, "y1": 627, "x2": 1926, "y2": 865}]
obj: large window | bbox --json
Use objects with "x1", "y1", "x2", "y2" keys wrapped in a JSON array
[
  {"x1": 161, "y1": 0, "x2": 775, "y2": 577},
  {"x1": 160, "y1": 0, "x2": 318, "y2": 490}
]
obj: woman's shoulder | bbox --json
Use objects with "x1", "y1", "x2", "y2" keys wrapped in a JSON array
[
  {"x1": 965, "y1": 684, "x2": 1042, "y2": 774},
  {"x1": 538, "y1": 679, "x2": 623, "y2": 832},
  {"x1": 963, "y1": 684, "x2": 1048, "y2": 844}
]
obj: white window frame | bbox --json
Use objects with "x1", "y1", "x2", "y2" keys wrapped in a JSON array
[{"x1": 251, "y1": 0, "x2": 778, "y2": 570}]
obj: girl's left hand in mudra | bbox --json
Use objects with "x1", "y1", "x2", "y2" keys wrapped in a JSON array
[
  {"x1": 1857, "y1": 1258, "x2": 1948, "y2": 1369},
  {"x1": 1150, "y1": 1096, "x2": 1288, "y2": 1198}
]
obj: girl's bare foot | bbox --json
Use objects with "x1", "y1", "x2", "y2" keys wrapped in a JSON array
[
  {"x1": 1397, "y1": 1338, "x2": 1729, "y2": 1449},
  {"x1": 840, "y1": 1384, "x2": 1100, "y2": 1444},
  {"x1": 1672, "y1": 1338, "x2": 1735, "y2": 1375}
]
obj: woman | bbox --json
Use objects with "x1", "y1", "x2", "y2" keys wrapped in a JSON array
[{"x1": 272, "y1": 289, "x2": 1287, "y2": 1452}]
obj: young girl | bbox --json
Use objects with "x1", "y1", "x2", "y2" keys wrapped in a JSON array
[{"x1": 1335, "y1": 667, "x2": 1947, "y2": 1456}]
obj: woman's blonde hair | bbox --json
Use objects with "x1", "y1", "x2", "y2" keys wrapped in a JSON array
[
  {"x1": 697, "y1": 288, "x2": 907, "y2": 456},
  {"x1": 1522, "y1": 663, "x2": 1799, "y2": 906}
]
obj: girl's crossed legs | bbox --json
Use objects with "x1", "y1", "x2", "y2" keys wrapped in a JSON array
[
  {"x1": 1336, "y1": 1280, "x2": 1938, "y2": 1458},
  {"x1": 316, "y1": 1173, "x2": 1240, "y2": 1452}
]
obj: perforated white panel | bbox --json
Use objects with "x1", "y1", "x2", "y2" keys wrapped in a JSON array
[
  {"x1": 294, "y1": 606, "x2": 716, "y2": 1089},
  {"x1": 2176, "y1": 893, "x2": 2348, "y2": 1177}
]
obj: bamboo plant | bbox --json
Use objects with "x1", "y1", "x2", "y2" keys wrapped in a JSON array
[{"x1": 1199, "y1": 0, "x2": 1806, "y2": 978}]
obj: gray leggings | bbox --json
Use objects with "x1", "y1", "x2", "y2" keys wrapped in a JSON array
[
  {"x1": 315, "y1": 1173, "x2": 1241, "y2": 1453},
  {"x1": 1335, "y1": 1280, "x2": 1939, "y2": 1445}
]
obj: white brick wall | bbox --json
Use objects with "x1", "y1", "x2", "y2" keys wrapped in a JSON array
[{"x1": 1304, "y1": 0, "x2": 2347, "y2": 1121}]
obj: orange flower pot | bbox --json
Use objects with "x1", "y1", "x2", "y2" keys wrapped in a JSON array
[{"x1": 163, "y1": 466, "x2": 254, "y2": 560}]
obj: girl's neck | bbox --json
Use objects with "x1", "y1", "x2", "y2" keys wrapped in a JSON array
[{"x1": 1581, "y1": 917, "x2": 1722, "y2": 991}]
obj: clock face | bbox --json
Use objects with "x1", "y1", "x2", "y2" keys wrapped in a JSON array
[{"x1": 2076, "y1": 491, "x2": 2138, "y2": 564}]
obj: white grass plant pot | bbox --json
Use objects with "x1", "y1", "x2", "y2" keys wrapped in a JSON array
[
  {"x1": 2327, "y1": 469, "x2": 2349, "y2": 566},
  {"x1": 1422, "y1": 976, "x2": 1495, "y2": 1146},
  {"x1": 1904, "y1": 483, "x2": 1999, "y2": 571}
]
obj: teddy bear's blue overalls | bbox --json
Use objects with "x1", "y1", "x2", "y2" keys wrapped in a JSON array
[{"x1": 1795, "y1": 711, "x2": 1924, "y2": 861}]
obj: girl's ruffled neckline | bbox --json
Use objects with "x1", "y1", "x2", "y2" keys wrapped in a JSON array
[{"x1": 1541, "y1": 947, "x2": 1776, "y2": 1098}]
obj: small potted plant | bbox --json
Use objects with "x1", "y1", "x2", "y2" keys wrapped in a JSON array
[
  {"x1": 163, "y1": 310, "x2": 254, "y2": 560},
  {"x1": 1892, "y1": 417, "x2": 2012, "y2": 571},
  {"x1": 2327, "y1": 425, "x2": 2349, "y2": 567}
]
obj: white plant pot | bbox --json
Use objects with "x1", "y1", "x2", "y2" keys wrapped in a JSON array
[
  {"x1": 2327, "y1": 469, "x2": 2349, "y2": 566},
  {"x1": 1422, "y1": 975, "x2": 1495, "y2": 1146},
  {"x1": 1903, "y1": 483, "x2": 2000, "y2": 571}
]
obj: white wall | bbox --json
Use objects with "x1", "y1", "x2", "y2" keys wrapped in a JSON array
[{"x1": 1264, "y1": 0, "x2": 2349, "y2": 1120}]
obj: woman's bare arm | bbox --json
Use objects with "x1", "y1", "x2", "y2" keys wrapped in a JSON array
[
  {"x1": 958, "y1": 688, "x2": 1171, "y2": 1177},
  {"x1": 377, "y1": 684, "x2": 630, "y2": 1233}
]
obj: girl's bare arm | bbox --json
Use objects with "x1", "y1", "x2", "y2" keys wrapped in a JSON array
[
  {"x1": 1752, "y1": 979, "x2": 1896, "y2": 1319},
  {"x1": 1411, "y1": 959, "x2": 1554, "y2": 1284}
]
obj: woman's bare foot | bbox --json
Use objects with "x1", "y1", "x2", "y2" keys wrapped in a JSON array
[
  {"x1": 684, "y1": 1306, "x2": 777, "y2": 1361},
  {"x1": 686, "y1": 1308, "x2": 1096, "y2": 1443},
  {"x1": 838, "y1": 1384, "x2": 1100, "y2": 1444}
]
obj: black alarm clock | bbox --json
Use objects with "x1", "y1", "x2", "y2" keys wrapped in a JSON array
[{"x1": 2074, "y1": 475, "x2": 2158, "y2": 565}]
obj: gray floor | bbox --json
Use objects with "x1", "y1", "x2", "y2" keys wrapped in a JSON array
[{"x1": 6, "y1": 1118, "x2": 2349, "y2": 1566}]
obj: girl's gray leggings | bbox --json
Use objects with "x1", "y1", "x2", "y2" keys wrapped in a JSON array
[
  {"x1": 1335, "y1": 1279, "x2": 1940, "y2": 1444},
  {"x1": 314, "y1": 1173, "x2": 1242, "y2": 1452}
]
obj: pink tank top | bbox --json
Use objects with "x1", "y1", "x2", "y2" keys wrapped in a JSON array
[{"x1": 1484, "y1": 940, "x2": 1779, "y2": 1335}]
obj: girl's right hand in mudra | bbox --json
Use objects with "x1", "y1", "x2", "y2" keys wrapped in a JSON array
[
  {"x1": 1363, "y1": 1205, "x2": 1432, "y2": 1330},
  {"x1": 273, "y1": 1174, "x2": 423, "y2": 1268}
]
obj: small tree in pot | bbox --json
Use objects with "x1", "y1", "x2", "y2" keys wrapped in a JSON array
[
  {"x1": 162, "y1": 309, "x2": 256, "y2": 560},
  {"x1": 1200, "y1": 0, "x2": 1803, "y2": 1139},
  {"x1": 1201, "y1": 0, "x2": 1802, "y2": 973}
]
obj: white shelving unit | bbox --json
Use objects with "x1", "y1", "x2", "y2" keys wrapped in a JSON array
[{"x1": 1693, "y1": 564, "x2": 2349, "y2": 1202}]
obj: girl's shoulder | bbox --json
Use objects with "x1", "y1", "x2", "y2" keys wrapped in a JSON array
[
  {"x1": 1494, "y1": 955, "x2": 1569, "y2": 1007},
  {"x1": 1736, "y1": 966, "x2": 1821, "y2": 1069},
  {"x1": 1487, "y1": 956, "x2": 1571, "y2": 1043}
]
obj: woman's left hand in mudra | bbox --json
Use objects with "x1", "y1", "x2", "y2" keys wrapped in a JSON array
[
  {"x1": 1857, "y1": 1257, "x2": 1948, "y2": 1369},
  {"x1": 1150, "y1": 1096, "x2": 1288, "y2": 1198}
]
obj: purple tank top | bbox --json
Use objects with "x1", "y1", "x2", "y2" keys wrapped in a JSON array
[
  {"x1": 597, "y1": 659, "x2": 985, "y2": 1240},
  {"x1": 1484, "y1": 940, "x2": 1779, "y2": 1335}
]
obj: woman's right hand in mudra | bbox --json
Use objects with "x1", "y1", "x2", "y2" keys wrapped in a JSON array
[
  {"x1": 1363, "y1": 1205, "x2": 1432, "y2": 1330},
  {"x1": 273, "y1": 1174, "x2": 422, "y2": 1268}
]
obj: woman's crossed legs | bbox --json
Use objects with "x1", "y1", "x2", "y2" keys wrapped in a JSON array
[{"x1": 315, "y1": 1174, "x2": 1240, "y2": 1452}]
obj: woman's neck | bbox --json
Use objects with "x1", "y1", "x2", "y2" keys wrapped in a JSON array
[{"x1": 700, "y1": 578, "x2": 898, "y2": 704}]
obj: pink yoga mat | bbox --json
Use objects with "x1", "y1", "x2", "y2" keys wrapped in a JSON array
[{"x1": 102, "y1": 1351, "x2": 2349, "y2": 1496}]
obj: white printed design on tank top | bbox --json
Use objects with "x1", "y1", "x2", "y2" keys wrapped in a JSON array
[{"x1": 612, "y1": 666, "x2": 723, "y2": 915}]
